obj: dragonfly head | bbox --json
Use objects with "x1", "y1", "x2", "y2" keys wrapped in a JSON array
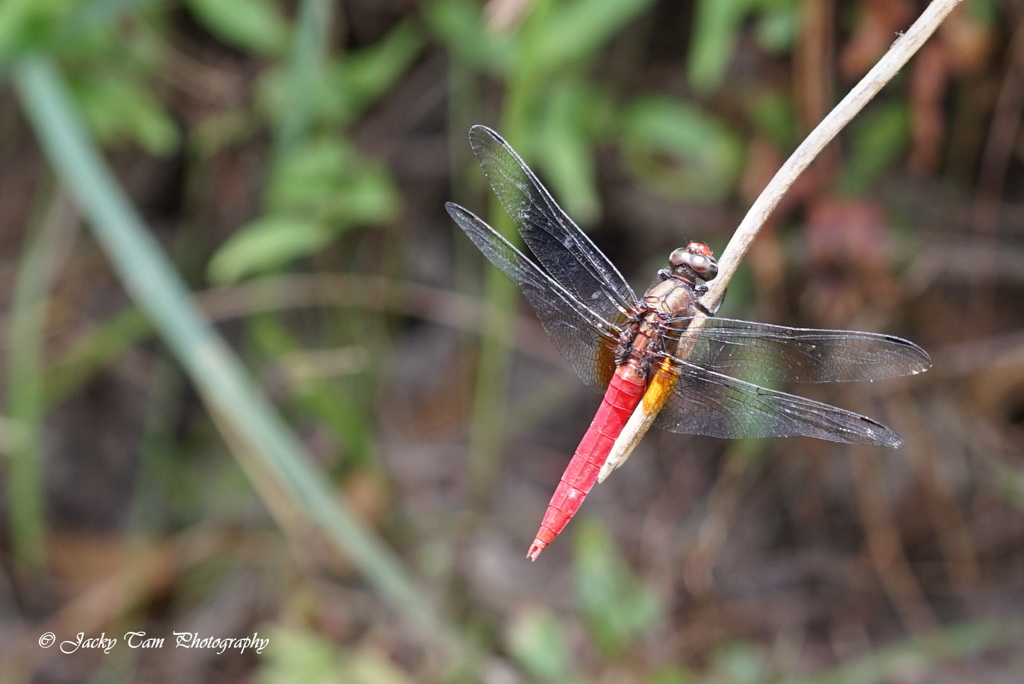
[{"x1": 669, "y1": 242, "x2": 718, "y2": 283}]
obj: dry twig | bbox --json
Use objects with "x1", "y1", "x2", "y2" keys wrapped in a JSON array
[{"x1": 605, "y1": 0, "x2": 965, "y2": 477}]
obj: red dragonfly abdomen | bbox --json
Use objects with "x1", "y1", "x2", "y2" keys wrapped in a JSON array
[{"x1": 527, "y1": 361, "x2": 647, "y2": 560}]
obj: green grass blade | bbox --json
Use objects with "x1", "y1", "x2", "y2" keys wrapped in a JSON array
[
  {"x1": 13, "y1": 55, "x2": 470, "y2": 661},
  {"x1": 273, "y1": 0, "x2": 330, "y2": 161},
  {"x1": 4, "y1": 192, "x2": 77, "y2": 565}
]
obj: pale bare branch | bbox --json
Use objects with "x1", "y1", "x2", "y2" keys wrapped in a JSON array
[{"x1": 702, "y1": 0, "x2": 965, "y2": 310}]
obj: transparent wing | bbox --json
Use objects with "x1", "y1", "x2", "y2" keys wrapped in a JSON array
[
  {"x1": 653, "y1": 360, "x2": 904, "y2": 447},
  {"x1": 661, "y1": 317, "x2": 932, "y2": 384},
  {"x1": 446, "y1": 202, "x2": 619, "y2": 391},
  {"x1": 468, "y1": 125, "x2": 637, "y2": 320}
]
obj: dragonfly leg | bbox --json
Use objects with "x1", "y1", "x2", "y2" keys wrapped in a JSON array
[
  {"x1": 696, "y1": 286, "x2": 725, "y2": 316},
  {"x1": 615, "y1": 320, "x2": 642, "y2": 366}
]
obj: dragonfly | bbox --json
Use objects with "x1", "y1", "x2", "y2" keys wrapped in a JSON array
[{"x1": 446, "y1": 125, "x2": 931, "y2": 561}]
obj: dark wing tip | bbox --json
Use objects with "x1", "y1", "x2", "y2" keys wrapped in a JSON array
[
  {"x1": 445, "y1": 203, "x2": 486, "y2": 236},
  {"x1": 444, "y1": 201, "x2": 462, "y2": 221},
  {"x1": 469, "y1": 123, "x2": 499, "y2": 139},
  {"x1": 468, "y1": 124, "x2": 504, "y2": 152},
  {"x1": 857, "y1": 415, "x2": 904, "y2": 448},
  {"x1": 884, "y1": 335, "x2": 933, "y2": 375}
]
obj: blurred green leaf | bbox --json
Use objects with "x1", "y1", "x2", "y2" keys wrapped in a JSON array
[
  {"x1": 424, "y1": 0, "x2": 511, "y2": 73},
  {"x1": 689, "y1": 0, "x2": 797, "y2": 91},
  {"x1": 507, "y1": 607, "x2": 573, "y2": 682},
  {"x1": 268, "y1": 137, "x2": 398, "y2": 225},
  {"x1": 755, "y1": 0, "x2": 799, "y2": 53},
  {"x1": 185, "y1": 0, "x2": 289, "y2": 55},
  {"x1": 47, "y1": 306, "x2": 151, "y2": 405},
  {"x1": 993, "y1": 463, "x2": 1024, "y2": 511},
  {"x1": 258, "y1": 627, "x2": 344, "y2": 684},
  {"x1": 70, "y1": 75, "x2": 179, "y2": 155},
  {"x1": 841, "y1": 102, "x2": 908, "y2": 193},
  {"x1": 208, "y1": 216, "x2": 332, "y2": 284},
  {"x1": 536, "y1": 0, "x2": 656, "y2": 68},
  {"x1": 209, "y1": 136, "x2": 399, "y2": 285},
  {"x1": 332, "y1": 21, "x2": 422, "y2": 115},
  {"x1": 533, "y1": 81, "x2": 607, "y2": 224},
  {"x1": 270, "y1": 0, "x2": 331, "y2": 158},
  {"x1": 338, "y1": 169, "x2": 398, "y2": 224},
  {"x1": 341, "y1": 650, "x2": 417, "y2": 684},
  {"x1": 967, "y1": 0, "x2": 998, "y2": 22},
  {"x1": 250, "y1": 316, "x2": 376, "y2": 469},
  {"x1": 689, "y1": 0, "x2": 755, "y2": 93},
  {"x1": 262, "y1": 19, "x2": 422, "y2": 130},
  {"x1": 709, "y1": 642, "x2": 770, "y2": 684},
  {"x1": 748, "y1": 90, "x2": 796, "y2": 148},
  {"x1": 0, "y1": 0, "x2": 76, "y2": 60},
  {"x1": 193, "y1": 109, "x2": 252, "y2": 157},
  {"x1": 573, "y1": 520, "x2": 663, "y2": 655},
  {"x1": 622, "y1": 97, "x2": 742, "y2": 202}
]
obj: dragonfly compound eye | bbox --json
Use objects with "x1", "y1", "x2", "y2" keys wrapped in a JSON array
[
  {"x1": 687, "y1": 253, "x2": 718, "y2": 280},
  {"x1": 669, "y1": 247, "x2": 718, "y2": 280}
]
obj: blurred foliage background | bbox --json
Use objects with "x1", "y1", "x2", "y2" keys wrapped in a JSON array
[{"x1": 1, "y1": 0, "x2": 1022, "y2": 681}]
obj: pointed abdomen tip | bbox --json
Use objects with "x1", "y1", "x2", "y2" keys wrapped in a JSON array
[{"x1": 527, "y1": 541, "x2": 546, "y2": 561}]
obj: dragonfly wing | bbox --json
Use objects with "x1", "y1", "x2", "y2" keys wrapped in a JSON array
[
  {"x1": 447, "y1": 202, "x2": 619, "y2": 391},
  {"x1": 652, "y1": 359, "x2": 905, "y2": 447},
  {"x1": 665, "y1": 317, "x2": 932, "y2": 384},
  {"x1": 468, "y1": 125, "x2": 637, "y2": 320}
]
